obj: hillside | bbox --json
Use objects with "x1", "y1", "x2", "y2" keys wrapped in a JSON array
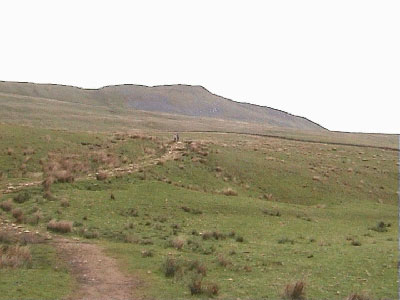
[
  {"x1": 0, "y1": 81, "x2": 323, "y2": 130},
  {"x1": 0, "y1": 123, "x2": 397, "y2": 299}
]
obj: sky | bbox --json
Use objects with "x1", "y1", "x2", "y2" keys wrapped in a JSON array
[{"x1": 1, "y1": 0, "x2": 399, "y2": 134}]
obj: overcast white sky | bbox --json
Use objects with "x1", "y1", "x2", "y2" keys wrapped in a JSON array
[{"x1": 1, "y1": 1, "x2": 399, "y2": 134}]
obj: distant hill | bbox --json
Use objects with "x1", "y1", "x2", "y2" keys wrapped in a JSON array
[{"x1": 0, "y1": 81, "x2": 324, "y2": 131}]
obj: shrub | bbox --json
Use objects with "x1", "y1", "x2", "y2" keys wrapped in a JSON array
[
  {"x1": 162, "y1": 257, "x2": 181, "y2": 277},
  {"x1": 222, "y1": 188, "x2": 238, "y2": 196},
  {"x1": 283, "y1": 281, "x2": 306, "y2": 300},
  {"x1": 0, "y1": 245, "x2": 32, "y2": 268},
  {"x1": 0, "y1": 199, "x2": 13, "y2": 212},
  {"x1": 13, "y1": 192, "x2": 31, "y2": 204},
  {"x1": 47, "y1": 220, "x2": 73, "y2": 233}
]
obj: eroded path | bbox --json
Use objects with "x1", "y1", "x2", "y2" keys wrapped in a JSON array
[{"x1": 54, "y1": 237, "x2": 139, "y2": 300}]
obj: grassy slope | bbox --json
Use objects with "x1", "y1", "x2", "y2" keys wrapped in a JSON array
[{"x1": 0, "y1": 124, "x2": 397, "y2": 299}]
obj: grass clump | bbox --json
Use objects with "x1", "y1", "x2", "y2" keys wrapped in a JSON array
[
  {"x1": 202, "y1": 231, "x2": 227, "y2": 241},
  {"x1": 141, "y1": 249, "x2": 154, "y2": 257},
  {"x1": 369, "y1": 221, "x2": 390, "y2": 232},
  {"x1": 188, "y1": 260, "x2": 207, "y2": 276},
  {"x1": 0, "y1": 245, "x2": 32, "y2": 269},
  {"x1": 162, "y1": 257, "x2": 181, "y2": 278},
  {"x1": 47, "y1": 220, "x2": 73, "y2": 233},
  {"x1": 188, "y1": 275, "x2": 203, "y2": 295},
  {"x1": 0, "y1": 231, "x2": 15, "y2": 244},
  {"x1": 204, "y1": 282, "x2": 219, "y2": 297},
  {"x1": 217, "y1": 255, "x2": 231, "y2": 267},
  {"x1": 202, "y1": 232, "x2": 213, "y2": 240},
  {"x1": 262, "y1": 209, "x2": 281, "y2": 217},
  {"x1": 212, "y1": 231, "x2": 226, "y2": 240},
  {"x1": 11, "y1": 208, "x2": 24, "y2": 223},
  {"x1": 96, "y1": 171, "x2": 108, "y2": 181},
  {"x1": 83, "y1": 230, "x2": 99, "y2": 239},
  {"x1": 0, "y1": 199, "x2": 13, "y2": 212},
  {"x1": 181, "y1": 206, "x2": 202, "y2": 215},
  {"x1": 283, "y1": 280, "x2": 306, "y2": 300},
  {"x1": 60, "y1": 199, "x2": 70, "y2": 207},
  {"x1": 278, "y1": 237, "x2": 295, "y2": 245},
  {"x1": 235, "y1": 236, "x2": 244, "y2": 243},
  {"x1": 188, "y1": 275, "x2": 219, "y2": 296},
  {"x1": 26, "y1": 211, "x2": 42, "y2": 225},
  {"x1": 168, "y1": 237, "x2": 185, "y2": 250},
  {"x1": 126, "y1": 208, "x2": 139, "y2": 217},
  {"x1": 13, "y1": 191, "x2": 31, "y2": 204},
  {"x1": 345, "y1": 293, "x2": 372, "y2": 300},
  {"x1": 222, "y1": 187, "x2": 238, "y2": 196}
]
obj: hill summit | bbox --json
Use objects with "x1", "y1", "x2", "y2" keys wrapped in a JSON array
[{"x1": 0, "y1": 81, "x2": 324, "y2": 130}]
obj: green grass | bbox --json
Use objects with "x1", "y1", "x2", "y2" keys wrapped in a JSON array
[
  {"x1": 0, "y1": 123, "x2": 398, "y2": 299},
  {"x1": 3, "y1": 177, "x2": 396, "y2": 299},
  {"x1": 0, "y1": 244, "x2": 74, "y2": 300}
]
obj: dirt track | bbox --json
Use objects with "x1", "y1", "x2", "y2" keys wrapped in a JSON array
[{"x1": 54, "y1": 238, "x2": 139, "y2": 300}]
